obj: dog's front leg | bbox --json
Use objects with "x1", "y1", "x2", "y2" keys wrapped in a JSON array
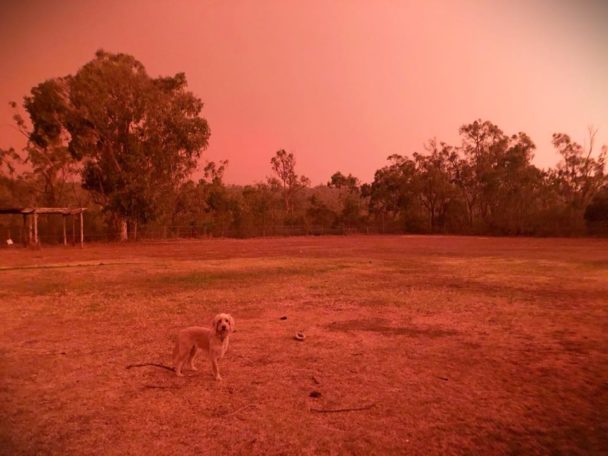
[{"x1": 211, "y1": 358, "x2": 222, "y2": 381}]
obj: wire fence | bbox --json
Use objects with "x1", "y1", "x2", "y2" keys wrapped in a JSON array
[
  {"x1": 0, "y1": 218, "x2": 387, "y2": 246},
  {"x1": 1, "y1": 214, "x2": 606, "y2": 247}
]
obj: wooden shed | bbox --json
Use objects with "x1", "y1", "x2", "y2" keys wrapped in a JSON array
[{"x1": 0, "y1": 207, "x2": 87, "y2": 247}]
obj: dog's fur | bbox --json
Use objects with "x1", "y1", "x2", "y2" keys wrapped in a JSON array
[{"x1": 172, "y1": 313, "x2": 235, "y2": 380}]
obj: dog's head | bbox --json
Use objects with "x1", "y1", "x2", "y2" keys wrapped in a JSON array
[{"x1": 212, "y1": 313, "x2": 235, "y2": 339}]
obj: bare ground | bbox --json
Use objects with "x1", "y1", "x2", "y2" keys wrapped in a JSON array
[{"x1": 0, "y1": 235, "x2": 607, "y2": 455}]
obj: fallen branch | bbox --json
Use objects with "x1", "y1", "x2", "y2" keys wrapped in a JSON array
[
  {"x1": 310, "y1": 403, "x2": 375, "y2": 413},
  {"x1": 126, "y1": 363, "x2": 175, "y2": 372}
]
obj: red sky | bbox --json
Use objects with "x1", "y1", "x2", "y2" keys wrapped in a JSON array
[{"x1": 1, "y1": 0, "x2": 606, "y2": 185}]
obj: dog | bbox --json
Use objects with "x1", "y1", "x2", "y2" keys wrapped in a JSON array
[{"x1": 172, "y1": 313, "x2": 235, "y2": 380}]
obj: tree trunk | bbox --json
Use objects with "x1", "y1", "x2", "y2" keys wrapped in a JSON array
[
  {"x1": 119, "y1": 218, "x2": 128, "y2": 241},
  {"x1": 63, "y1": 215, "x2": 67, "y2": 246},
  {"x1": 79, "y1": 211, "x2": 84, "y2": 248},
  {"x1": 33, "y1": 213, "x2": 39, "y2": 246}
]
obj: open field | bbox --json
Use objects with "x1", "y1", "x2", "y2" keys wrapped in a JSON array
[{"x1": 1, "y1": 235, "x2": 607, "y2": 455}]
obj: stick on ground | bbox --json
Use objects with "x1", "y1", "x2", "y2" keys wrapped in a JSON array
[
  {"x1": 310, "y1": 404, "x2": 375, "y2": 413},
  {"x1": 126, "y1": 363, "x2": 175, "y2": 372}
]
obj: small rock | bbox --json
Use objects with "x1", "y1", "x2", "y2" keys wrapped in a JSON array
[
  {"x1": 309, "y1": 391, "x2": 322, "y2": 398},
  {"x1": 279, "y1": 316, "x2": 288, "y2": 320}
]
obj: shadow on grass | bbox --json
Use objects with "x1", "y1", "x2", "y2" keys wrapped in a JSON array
[
  {"x1": 136, "y1": 263, "x2": 349, "y2": 293},
  {"x1": 327, "y1": 318, "x2": 458, "y2": 337}
]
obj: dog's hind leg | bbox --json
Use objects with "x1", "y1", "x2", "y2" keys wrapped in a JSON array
[
  {"x1": 187, "y1": 345, "x2": 199, "y2": 371},
  {"x1": 174, "y1": 358, "x2": 186, "y2": 377},
  {"x1": 173, "y1": 342, "x2": 185, "y2": 377},
  {"x1": 174, "y1": 344, "x2": 188, "y2": 377}
]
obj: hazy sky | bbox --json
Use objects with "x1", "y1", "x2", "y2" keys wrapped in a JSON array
[{"x1": 1, "y1": 0, "x2": 606, "y2": 185}]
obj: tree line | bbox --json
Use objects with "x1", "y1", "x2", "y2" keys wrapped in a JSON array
[{"x1": 1, "y1": 50, "x2": 607, "y2": 242}]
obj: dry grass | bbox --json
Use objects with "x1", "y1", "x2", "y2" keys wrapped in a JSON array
[{"x1": 0, "y1": 235, "x2": 607, "y2": 455}]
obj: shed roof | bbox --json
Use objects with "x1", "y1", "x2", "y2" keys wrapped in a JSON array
[{"x1": 0, "y1": 207, "x2": 87, "y2": 215}]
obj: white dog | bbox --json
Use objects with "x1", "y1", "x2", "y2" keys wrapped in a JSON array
[{"x1": 172, "y1": 313, "x2": 235, "y2": 380}]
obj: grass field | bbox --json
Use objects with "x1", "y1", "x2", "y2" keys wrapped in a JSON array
[{"x1": 1, "y1": 235, "x2": 607, "y2": 455}]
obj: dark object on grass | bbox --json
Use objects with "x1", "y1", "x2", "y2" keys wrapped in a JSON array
[
  {"x1": 280, "y1": 316, "x2": 288, "y2": 320},
  {"x1": 437, "y1": 376, "x2": 449, "y2": 381},
  {"x1": 309, "y1": 390, "x2": 322, "y2": 398},
  {"x1": 310, "y1": 404, "x2": 375, "y2": 413}
]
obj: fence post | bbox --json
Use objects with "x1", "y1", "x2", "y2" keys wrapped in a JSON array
[{"x1": 79, "y1": 211, "x2": 84, "y2": 248}]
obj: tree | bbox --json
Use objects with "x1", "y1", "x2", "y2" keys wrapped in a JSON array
[
  {"x1": 553, "y1": 128, "x2": 607, "y2": 211},
  {"x1": 241, "y1": 183, "x2": 276, "y2": 236},
  {"x1": 584, "y1": 186, "x2": 608, "y2": 234},
  {"x1": 328, "y1": 171, "x2": 365, "y2": 228},
  {"x1": 269, "y1": 149, "x2": 310, "y2": 217},
  {"x1": 24, "y1": 50, "x2": 211, "y2": 240},
  {"x1": 241, "y1": 183, "x2": 281, "y2": 236},
  {"x1": 490, "y1": 132, "x2": 544, "y2": 234},
  {"x1": 306, "y1": 194, "x2": 338, "y2": 230},
  {"x1": 454, "y1": 120, "x2": 509, "y2": 230},
  {"x1": 199, "y1": 160, "x2": 236, "y2": 236},
  {"x1": 369, "y1": 154, "x2": 423, "y2": 232},
  {"x1": 12, "y1": 81, "x2": 79, "y2": 206},
  {"x1": 413, "y1": 140, "x2": 456, "y2": 232},
  {"x1": 451, "y1": 120, "x2": 545, "y2": 234},
  {"x1": 0, "y1": 146, "x2": 20, "y2": 178},
  {"x1": 1, "y1": 102, "x2": 23, "y2": 179},
  {"x1": 328, "y1": 171, "x2": 359, "y2": 191},
  {"x1": 0, "y1": 145, "x2": 24, "y2": 208}
]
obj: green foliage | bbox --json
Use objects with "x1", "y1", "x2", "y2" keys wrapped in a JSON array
[
  {"x1": 0, "y1": 146, "x2": 20, "y2": 177},
  {"x1": 20, "y1": 50, "x2": 210, "y2": 230},
  {"x1": 585, "y1": 187, "x2": 608, "y2": 222},
  {"x1": 3, "y1": 54, "x2": 607, "y2": 240},
  {"x1": 585, "y1": 186, "x2": 608, "y2": 234},
  {"x1": 71, "y1": 51, "x2": 209, "y2": 226},
  {"x1": 552, "y1": 129, "x2": 607, "y2": 210}
]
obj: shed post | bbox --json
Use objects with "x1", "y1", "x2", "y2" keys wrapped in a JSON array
[
  {"x1": 79, "y1": 210, "x2": 84, "y2": 248},
  {"x1": 63, "y1": 215, "x2": 67, "y2": 246},
  {"x1": 33, "y1": 212, "x2": 39, "y2": 246},
  {"x1": 27, "y1": 214, "x2": 33, "y2": 245},
  {"x1": 22, "y1": 214, "x2": 27, "y2": 247}
]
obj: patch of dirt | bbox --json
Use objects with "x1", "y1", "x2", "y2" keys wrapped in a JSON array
[{"x1": 327, "y1": 318, "x2": 459, "y2": 338}]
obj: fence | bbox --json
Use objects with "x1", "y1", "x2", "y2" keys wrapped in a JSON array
[
  {"x1": 2, "y1": 215, "x2": 606, "y2": 247},
  {"x1": 0, "y1": 220, "x2": 390, "y2": 246}
]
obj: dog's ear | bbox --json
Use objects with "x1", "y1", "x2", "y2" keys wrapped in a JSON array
[
  {"x1": 211, "y1": 314, "x2": 221, "y2": 333},
  {"x1": 227, "y1": 314, "x2": 235, "y2": 332}
]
